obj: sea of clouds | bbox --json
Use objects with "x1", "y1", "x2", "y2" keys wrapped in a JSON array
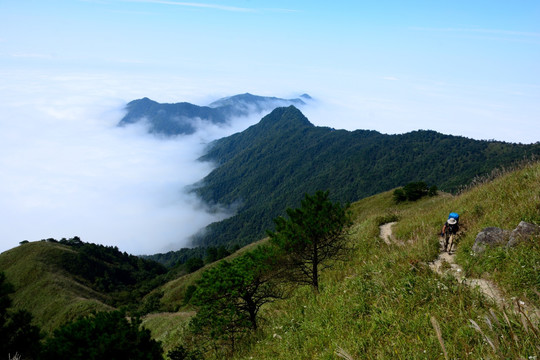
[
  {"x1": 0, "y1": 70, "x2": 277, "y2": 255},
  {"x1": 2, "y1": 67, "x2": 537, "y2": 255}
]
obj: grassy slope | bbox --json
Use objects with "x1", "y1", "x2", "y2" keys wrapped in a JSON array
[
  {"x1": 0, "y1": 241, "x2": 113, "y2": 333},
  {"x1": 144, "y1": 161, "x2": 540, "y2": 358},
  {"x1": 158, "y1": 238, "x2": 268, "y2": 311}
]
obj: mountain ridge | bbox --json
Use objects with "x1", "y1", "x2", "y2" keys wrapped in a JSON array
[
  {"x1": 119, "y1": 93, "x2": 308, "y2": 136},
  {"x1": 191, "y1": 106, "x2": 540, "y2": 248}
]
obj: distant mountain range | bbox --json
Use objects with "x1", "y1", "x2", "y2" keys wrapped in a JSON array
[
  {"x1": 190, "y1": 106, "x2": 540, "y2": 248},
  {"x1": 118, "y1": 93, "x2": 310, "y2": 135}
]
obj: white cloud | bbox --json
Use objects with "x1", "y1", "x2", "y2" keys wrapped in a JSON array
[
  {"x1": 121, "y1": 0, "x2": 256, "y2": 12},
  {"x1": 117, "y1": 0, "x2": 299, "y2": 14},
  {"x1": 10, "y1": 53, "x2": 53, "y2": 59},
  {"x1": 0, "y1": 71, "x2": 243, "y2": 255},
  {"x1": 301, "y1": 79, "x2": 540, "y2": 144},
  {"x1": 0, "y1": 69, "x2": 305, "y2": 255}
]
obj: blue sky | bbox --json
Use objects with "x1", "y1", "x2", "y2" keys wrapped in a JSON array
[
  {"x1": 0, "y1": 1, "x2": 539, "y2": 253},
  {"x1": 1, "y1": 1, "x2": 539, "y2": 140}
]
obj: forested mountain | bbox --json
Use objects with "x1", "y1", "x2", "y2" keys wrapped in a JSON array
[
  {"x1": 119, "y1": 93, "x2": 308, "y2": 135},
  {"x1": 0, "y1": 237, "x2": 167, "y2": 332},
  {"x1": 191, "y1": 106, "x2": 540, "y2": 248}
]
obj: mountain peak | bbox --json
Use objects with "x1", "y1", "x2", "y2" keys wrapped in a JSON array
[{"x1": 257, "y1": 106, "x2": 313, "y2": 132}]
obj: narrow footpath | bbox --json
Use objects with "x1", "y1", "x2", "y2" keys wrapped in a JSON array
[
  {"x1": 429, "y1": 237, "x2": 507, "y2": 308},
  {"x1": 379, "y1": 222, "x2": 539, "y2": 324}
]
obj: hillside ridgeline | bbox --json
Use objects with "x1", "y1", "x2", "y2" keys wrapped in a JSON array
[
  {"x1": 189, "y1": 105, "x2": 540, "y2": 249},
  {"x1": 0, "y1": 238, "x2": 167, "y2": 332}
]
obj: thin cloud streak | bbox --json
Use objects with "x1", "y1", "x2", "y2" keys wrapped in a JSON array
[
  {"x1": 10, "y1": 53, "x2": 53, "y2": 59},
  {"x1": 121, "y1": 0, "x2": 256, "y2": 12}
]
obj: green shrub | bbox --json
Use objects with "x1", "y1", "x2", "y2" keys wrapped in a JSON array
[{"x1": 41, "y1": 311, "x2": 163, "y2": 360}]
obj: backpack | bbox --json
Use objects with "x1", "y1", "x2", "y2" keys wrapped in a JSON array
[{"x1": 447, "y1": 222, "x2": 459, "y2": 234}]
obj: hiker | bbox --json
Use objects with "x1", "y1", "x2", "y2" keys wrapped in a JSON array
[{"x1": 441, "y1": 212, "x2": 459, "y2": 252}]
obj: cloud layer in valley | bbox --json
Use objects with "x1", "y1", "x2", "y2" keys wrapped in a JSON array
[{"x1": 0, "y1": 71, "x2": 280, "y2": 255}]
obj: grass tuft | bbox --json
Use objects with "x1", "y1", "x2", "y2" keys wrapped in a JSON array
[
  {"x1": 335, "y1": 346, "x2": 355, "y2": 360},
  {"x1": 431, "y1": 316, "x2": 449, "y2": 360}
]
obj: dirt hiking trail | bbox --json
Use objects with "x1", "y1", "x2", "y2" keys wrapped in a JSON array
[
  {"x1": 379, "y1": 222, "x2": 398, "y2": 246},
  {"x1": 379, "y1": 222, "x2": 539, "y2": 324}
]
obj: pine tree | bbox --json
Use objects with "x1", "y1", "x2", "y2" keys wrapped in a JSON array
[{"x1": 267, "y1": 191, "x2": 352, "y2": 292}]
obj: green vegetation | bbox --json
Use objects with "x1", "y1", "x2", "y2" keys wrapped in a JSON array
[
  {"x1": 268, "y1": 190, "x2": 352, "y2": 292},
  {"x1": 41, "y1": 311, "x2": 163, "y2": 360},
  {"x1": 143, "y1": 161, "x2": 540, "y2": 359},
  {"x1": 185, "y1": 191, "x2": 352, "y2": 356},
  {"x1": 143, "y1": 245, "x2": 239, "y2": 274},
  {"x1": 119, "y1": 94, "x2": 305, "y2": 136},
  {"x1": 465, "y1": 240, "x2": 539, "y2": 303},
  {"x1": 393, "y1": 181, "x2": 437, "y2": 203},
  {"x1": 142, "y1": 247, "x2": 207, "y2": 268},
  {"x1": 0, "y1": 238, "x2": 168, "y2": 334},
  {"x1": 152, "y1": 239, "x2": 267, "y2": 315},
  {"x1": 1, "y1": 159, "x2": 539, "y2": 359},
  {"x1": 167, "y1": 344, "x2": 202, "y2": 360},
  {"x1": 190, "y1": 245, "x2": 285, "y2": 354},
  {"x1": 204, "y1": 245, "x2": 233, "y2": 264},
  {"x1": 0, "y1": 272, "x2": 41, "y2": 359},
  {"x1": 184, "y1": 258, "x2": 204, "y2": 273},
  {"x1": 0, "y1": 241, "x2": 114, "y2": 333},
  {"x1": 194, "y1": 106, "x2": 540, "y2": 248},
  {"x1": 52, "y1": 237, "x2": 167, "y2": 309}
]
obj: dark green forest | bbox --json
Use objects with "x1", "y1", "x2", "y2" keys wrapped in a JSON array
[
  {"x1": 44, "y1": 237, "x2": 167, "y2": 309},
  {"x1": 143, "y1": 245, "x2": 236, "y2": 268},
  {"x1": 190, "y1": 106, "x2": 540, "y2": 248}
]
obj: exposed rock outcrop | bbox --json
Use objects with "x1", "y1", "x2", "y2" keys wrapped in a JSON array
[
  {"x1": 472, "y1": 221, "x2": 539, "y2": 254},
  {"x1": 472, "y1": 227, "x2": 511, "y2": 254},
  {"x1": 507, "y1": 221, "x2": 540, "y2": 247}
]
